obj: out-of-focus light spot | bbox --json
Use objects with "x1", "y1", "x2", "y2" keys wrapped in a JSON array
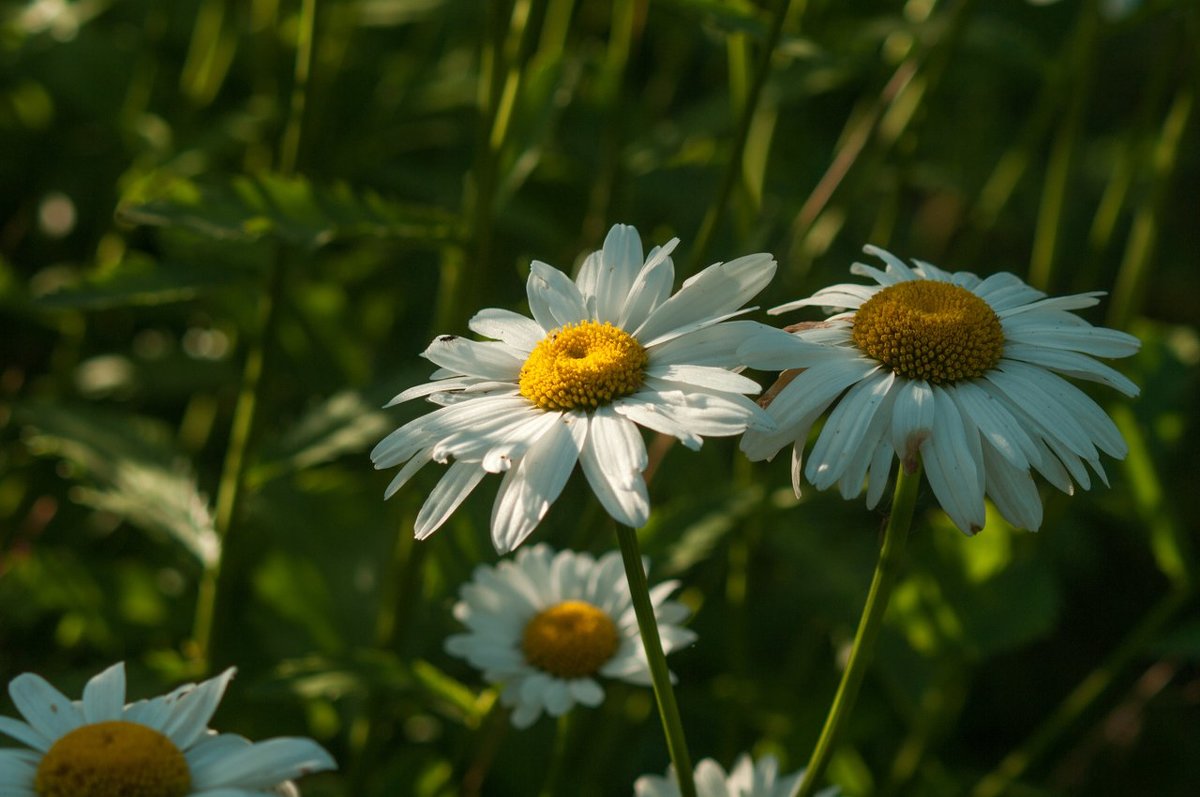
[
  {"x1": 183, "y1": 327, "x2": 230, "y2": 360},
  {"x1": 75, "y1": 354, "x2": 134, "y2": 396},
  {"x1": 883, "y1": 31, "x2": 913, "y2": 63},
  {"x1": 133, "y1": 329, "x2": 172, "y2": 360},
  {"x1": 905, "y1": 0, "x2": 935, "y2": 23},
  {"x1": 38, "y1": 192, "x2": 76, "y2": 238},
  {"x1": 157, "y1": 568, "x2": 186, "y2": 597},
  {"x1": 10, "y1": 81, "x2": 55, "y2": 129}
]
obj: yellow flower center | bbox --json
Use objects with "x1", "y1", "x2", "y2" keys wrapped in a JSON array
[
  {"x1": 35, "y1": 721, "x2": 191, "y2": 797},
  {"x1": 518, "y1": 321, "x2": 648, "y2": 411},
  {"x1": 521, "y1": 599, "x2": 621, "y2": 678},
  {"x1": 851, "y1": 280, "x2": 1004, "y2": 383}
]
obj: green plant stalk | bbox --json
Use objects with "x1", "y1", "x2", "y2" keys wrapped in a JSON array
[
  {"x1": 795, "y1": 463, "x2": 922, "y2": 797},
  {"x1": 615, "y1": 523, "x2": 696, "y2": 797},
  {"x1": 688, "y1": 0, "x2": 793, "y2": 275},
  {"x1": 1027, "y1": 2, "x2": 1098, "y2": 292},
  {"x1": 190, "y1": 0, "x2": 319, "y2": 672}
]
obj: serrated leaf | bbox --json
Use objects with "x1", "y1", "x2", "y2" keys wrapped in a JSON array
[
  {"x1": 17, "y1": 401, "x2": 220, "y2": 568},
  {"x1": 117, "y1": 172, "x2": 462, "y2": 250},
  {"x1": 252, "y1": 386, "x2": 400, "y2": 485}
]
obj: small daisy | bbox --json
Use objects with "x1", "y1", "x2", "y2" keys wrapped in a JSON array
[
  {"x1": 634, "y1": 753, "x2": 840, "y2": 797},
  {"x1": 740, "y1": 245, "x2": 1140, "y2": 534},
  {"x1": 0, "y1": 662, "x2": 335, "y2": 797},
  {"x1": 371, "y1": 223, "x2": 777, "y2": 553},
  {"x1": 445, "y1": 543, "x2": 696, "y2": 728}
]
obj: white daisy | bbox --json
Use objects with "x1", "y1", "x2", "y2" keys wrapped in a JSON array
[
  {"x1": 0, "y1": 662, "x2": 335, "y2": 797},
  {"x1": 445, "y1": 543, "x2": 696, "y2": 728},
  {"x1": 740, "y1": 245, "x2": 1140, "y2": 534},
  {"x1": 371, "y1": 223, "x2": 777, "y2": 553},
  {"x1": 634, "y1": 753, "x2": 840, "y2": 797}
]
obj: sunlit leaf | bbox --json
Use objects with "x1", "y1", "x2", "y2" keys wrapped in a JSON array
[
  {"x1": 117, "y1": 173, "x2": 462, "y2": 250},
  {"x1": 16, "y1": 401, "x2": 220, "y2": 568}
]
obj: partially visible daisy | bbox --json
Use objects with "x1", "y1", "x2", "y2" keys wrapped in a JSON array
[
  {"x1": 740, "y1": 245, "x2": 1140, "y2": 534},
  {"x1": 445, "y1": 543, "x2": 696, "y2": 728},
  {"x1": 0, "y1": 662, "x2": 335, "y2": 797},
  {"x1": 634, "y1": 753, "x2": 840, "y2": 797},
  {"x1": 371, "y1": 223, "x2": 777, "y2": 553}
]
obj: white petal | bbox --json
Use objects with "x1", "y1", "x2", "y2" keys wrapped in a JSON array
[
  {"x1": 490, "y1": 414, "x2": 588, "y2": 553},
  {"x1": 861, "y1": 244, "x2": 918, "y2": 280},
  {"x1": 414, "y1": 462, "x2": 488, "y2": 540},
  {"x1": 0, "y1": 716, "x2": 49, "y2": 752},
  {"x1": 634, "y1": 253, "x2": 776, "y2": 346},
  {"x1": 997, "y1": 291, "x2": 1104, "y2": 318},
  {"x1": 81, "y1": 662, "x2": 126, "y2": 724},
  {"x1": 190, "y1": 737, "x2": 335, "y2": 790},
  {"x1": 769, "y1": 283, "x2": 878, "y2": 314},
  {"x1": 468, "y1": 307, "x2": 547, "y2": 351},
  {"x1": 920, "y1": 387, "x2": 986, "y2": 534},
  {"x1": 592, "y1": 224, "x2": 645, "y2": 323},
  {"x1": 950, "y1": 380, "x2": 1036, "y2": 469},
  {"x1": 528, "y1": 260, "x2": 589, "y2": 329},
  {"x1": 420, "y1": 335, "x2": 524, "y2": 380},
  {"x1": 0, "y1": 750, "x2": 38, "y2": 796},
  {"x1": 8, "y1": 673, "x2": 84, "y2": 742},
  {"x1": 162, "y1": 667, "x2": 235, "y2": 751},
  {"x1": 568, "y1": 679, "x2": 605, "y2": 707},
  {"x1": 619, "y1": 241, "x2": 677, "y2": 330},
  {"x1": 650, "y1": 320, "x2": 781, "y2": 369},
  {"x1": 1002, "y1": 318, "x2": 1140, "y2": 358},
  {"x1": 806, "y1": 371, "x2": 895, "y2": 491},
  {"x1": 644, "y1": 363, "x2": 762, "y2": 394},
  {"x1": 579, "y1": 408, "x2": 650, "y2": 528},
  {"x1": 889, "y1": 378, "x2": 935, "y2": 471},
  {"x1": 385, "y1": 376, "x2": 480, "y2": 407},
  {"x1": 982, "y1": 442, "x2": 1044, "y2": 530},
  {"x1": 1001, "y1": 345, "x2": 1139, "y2": 397},
  {"x1": 972, "y1": 272, "x2": 1045, "y2": 310}
]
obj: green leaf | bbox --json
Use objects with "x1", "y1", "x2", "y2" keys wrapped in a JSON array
[
  {"x1": 16, "y1": 401, "x2": 220, "y2": 568},
  {"x1": 251, "y1": 387, "x2": 400, "y2": 485},
  {"x1": 117, "y1": 172, "x2": 462, "y2": 250},
  {"x1": 34, "y1": 254, "x2": 250, "y2": 309}
]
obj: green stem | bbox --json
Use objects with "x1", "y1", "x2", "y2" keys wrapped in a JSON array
[
  {"x1": 190, "y1": 0, "x2": 319, "y2": 672},
  {"x1": 687, "y1": 0, "x2": 793, "y2": 275},
  {"x1": 795, "y1": 463, "x2": 922, "y2": 797},
  {"x1": 614, "y1": 523, "x2": 696, "y2": 797}
]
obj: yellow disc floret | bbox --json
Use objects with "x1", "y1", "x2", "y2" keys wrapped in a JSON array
[
  {"x1": 519, "y1": 321, "x2": 648, "y2": 411},
  {"x1": 851, "y1": 280, "x2": 1004, "y2": 383},
  {"x1": 35, "y1": 721, "x2": 191, "y2": 797},
  {"x1": 521, "y1": 599, "x2": 621, "y2": 678}
]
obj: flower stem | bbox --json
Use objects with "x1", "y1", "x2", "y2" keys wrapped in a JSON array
[
  {"x1": 795, "y1": 463, "x2": 922, "y2": 797},
  {"x1": 615, "y1": 523, "x2": 696, "y2": 797},
  {"x1": 189, "y1": 0, "x2": 319, "y2": 673}
]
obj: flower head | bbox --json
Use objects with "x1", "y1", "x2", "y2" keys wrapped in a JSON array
[
  {"x1": 372, "y1": 224, "x2": 777, "y2": 553},
  {"x1": 0, "y1": 662, "x2": 335, "y2": 797},
  {"x1": 445, "y1": 543, "x2": 696, "y2": 728},
  {"x1": 634, "y1": 753, "x2": 839, "y2": 797},
  {"x1": 740, "y1": 245, "x2": 1140, "y2": 534}
]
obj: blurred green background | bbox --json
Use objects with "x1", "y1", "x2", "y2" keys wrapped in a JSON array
[{"x1": 1, "y1": 0, "x2": 1197, "y2": 795}]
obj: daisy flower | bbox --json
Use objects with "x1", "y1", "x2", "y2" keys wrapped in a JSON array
[
  {"x1": 445, "y1": 543, "x2": 696, "y2": 728},
  {"x1": 740, "y1": 245, "x2": 1140, "y2": 534},
  {"x1": 0, "y1": 662, "x2": 335, "y2": 797},
  {"x1": 634, "y1": 753, "x2": 840, "y2": 797},
  {"x1": 371, "y1": 223, "x2": 777, "y2": 553}
]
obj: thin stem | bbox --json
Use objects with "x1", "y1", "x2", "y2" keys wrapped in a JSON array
[
  {"x1": 687, "y1": 0, "x2": 793, "y2": 275},
  {"x1": 190, "y1": 0, "x2": 320, "y2": 672},
  {"x1": 614, "y1": 523, "x2": 696, "y2": 797},
  {"x1": 795, "y1": 463, "x2": 922, "y2": 797}
]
